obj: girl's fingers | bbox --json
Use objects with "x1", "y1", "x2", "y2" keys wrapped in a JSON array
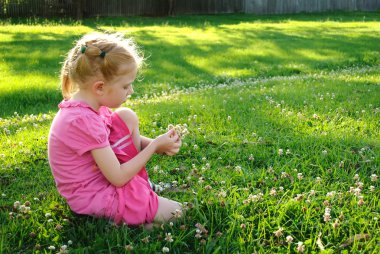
[{"x1": 167, "y1": 128, "x2": 176, "y2": 137}]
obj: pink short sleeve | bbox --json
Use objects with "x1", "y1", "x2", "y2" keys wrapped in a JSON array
[{"x1": 62, "y1": 114, "x2": 110, "y2": 155}]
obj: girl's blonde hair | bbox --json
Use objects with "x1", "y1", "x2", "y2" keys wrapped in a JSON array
[{"x1": 60, "y1": 32, "x2": 143, "y2": 99}]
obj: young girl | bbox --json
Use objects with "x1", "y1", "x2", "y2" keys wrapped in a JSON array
[{"x1": 48, "y1": 32, "x2": 183, "y2": 227}]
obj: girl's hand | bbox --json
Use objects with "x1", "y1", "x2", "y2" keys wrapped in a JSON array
[
  {"x1": 153, "y1": 129, "x2": 181, "y2": 155},
  {"x1": 165, "y1": 137, "x2": 182, "y2": 156}
]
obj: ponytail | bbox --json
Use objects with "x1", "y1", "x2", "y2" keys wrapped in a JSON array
[{"x1": 60, "y1": 59, "x2": 72, "y2": 100}]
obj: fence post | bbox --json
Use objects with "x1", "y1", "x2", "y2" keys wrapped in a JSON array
[{"x1": 75, "y1": 0, "x2": 84, "y2": 19}]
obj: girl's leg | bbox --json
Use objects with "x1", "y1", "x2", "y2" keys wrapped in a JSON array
[
  {"x1": 154, "y1": 196, "x2": 183, "y2": 223},
  {"x1": 115, "y1": 108, "x2": 171, "y2": 192}
]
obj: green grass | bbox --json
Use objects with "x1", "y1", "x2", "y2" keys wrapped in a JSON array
[{"x1": 1, "y1": 12, "x2": 380, "y2": 253}]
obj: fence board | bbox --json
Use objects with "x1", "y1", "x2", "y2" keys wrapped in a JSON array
[{"x1": 245, "y1": 0, "x2": 380, "y2": 14}]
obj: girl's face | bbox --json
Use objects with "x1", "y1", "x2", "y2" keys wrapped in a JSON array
[{"x1": 102, "y1": 65, "x2": 137, "y2": 108}]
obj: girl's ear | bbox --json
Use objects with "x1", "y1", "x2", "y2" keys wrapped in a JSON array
[{"x1": 93, "y1": 81, "x2": 105, "y2": 95}]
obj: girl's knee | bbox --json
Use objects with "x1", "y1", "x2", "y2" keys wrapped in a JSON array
[
  {"x1": 115, "y1": 107, "x2": 139, "y2": 131},
  {"x1": 115, "y1": 108, "x2": 139, "y2": 125}
]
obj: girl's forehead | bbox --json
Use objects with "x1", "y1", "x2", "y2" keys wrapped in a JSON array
[
  {"x1": 118, "y1": 63, "x2": 138, "y2": 75},
  {"x1": 113, "y1": 67, "x2": 137, "y2": 84}
]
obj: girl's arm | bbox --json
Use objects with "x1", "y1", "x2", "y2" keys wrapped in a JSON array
[
  {"x1": 140, "y1": 136, "x2": 153, "y2": 150},
  {"x1": 91, "y1": 129, "x2": 179, "y2": 187}
]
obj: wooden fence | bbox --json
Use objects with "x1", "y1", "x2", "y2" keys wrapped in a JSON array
[
  {"x1": 245, "y1": 0, "x2": 380, "y2": 14},
  {"x1": 1, "y1": 0, "x2": 380, "y2": 18}
]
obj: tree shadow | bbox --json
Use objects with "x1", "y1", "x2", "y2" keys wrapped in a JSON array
[{"x1": 1, "y1": 13, "x2": 380, "y2": 117}]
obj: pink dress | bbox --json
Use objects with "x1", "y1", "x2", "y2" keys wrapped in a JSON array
[{"x1": 48, "y1": 100, "x2": 158, "y2": 225}]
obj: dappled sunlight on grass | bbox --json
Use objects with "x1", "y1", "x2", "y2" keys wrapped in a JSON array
[{"x1": 1, "y1": 14, "x2": 380, "y2": 116}]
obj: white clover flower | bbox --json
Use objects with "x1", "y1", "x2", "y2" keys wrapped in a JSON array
[
  {"x1": 297, "y1": 242, "x2": 305, "y2": 253},
  {"x1": 286, "y1": 235, "x2": 294, "y2": 243},
  {"x1": 235, "y1": 166, "x2": 242, "y2": 172},
  {"x1": 269, "y1": 188, "x2": 277, "y2": 196},
  {"x1": 141, "y1": 236, "x2": 150, "y2": 244},
  {"x1": 356, "y1": 182, "x2": 364, "y2": 188},
  {"x1": 322, "y1": 150, "x2": 328, "y2": 156},
  {"x1": 1, "y1": 193, "x2": 6, "y2": 197},
  {"x1": 353, "y1": 187, "x2": 361, "y2": 196},
  {"x1": 324, "y1": 207, "x2": 331, "y2": 222},
  {"x1": 193, "y1": 144, "x2": 199, "y2": 150},
  {"x1": 371, "y1": 174, "x2": 378, "y2": 182},
  {"x1": 45, "y1": 213, "x2": 51, "y2": 217},
  {"x1": 68, "y1": 240, "x2": 73, "y2": 245},
  {"x1": 369, "y1": 186, "x2": 375, "y2": 192},
  {"x1": 316, "y1": 177, "x2": 322, "y2": 183},
  {"x1": 248, "y1": 154, "x2": 254, "y2": 161},
  {"x1": 125, "y1": 244, "x2": 133, "y2": 251},
  {"x1": 165, "y1": 232, "x2": 173, "y2": 242},
  {"x1": 218, "y1": 190, "x2": 227, "y2": 198},
  {"x1": 13, "y1": 201, "x2": 21, "y2": 209},
  {"x1": 47, "y1": 219, "x2": 53, "y2": 223},
  {"x1": 278, "y1": 149, "x2": 284, "y2": 156},
  {"x1": 47, "y1": 246, "x2": 55, "y2": 250},
  {"x1": 294, "y1": 194, "x2": 304, "y2": 201},
  {"x1": 326, "y1": 191, "x2": 336, "y2": 197},
  {"x1": 273, "y1": 227, "x2": 284, "y2": 237},
  {"x1": 353, "y1": 174, "x2": 360, "y2": 180},
  {"x1": 19, "y1": 205, "x2": 27, "y2": 213},
  {"x1": 227, "y1": 116, "x2": 232, "y2": 121},
  {"x1": 162, "y1": 247, "x2": 170, "y2": 253},
  {"x1": 286, "y1": 149, "x2": 291, "y2": 155},
  {"x1": 297, "y1": 173, "x2": 303, "y2": 180}
]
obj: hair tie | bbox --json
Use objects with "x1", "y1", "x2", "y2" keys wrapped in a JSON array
[
  {"x1": 80, "y1": 45, "x2": 87, "y2": 54},
  {"x1": 99, "y1": 51, "x2": 106, "y2": 58}
]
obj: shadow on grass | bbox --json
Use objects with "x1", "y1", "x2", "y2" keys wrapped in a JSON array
[{"x1": 1, "y1": 13, "x2": 380, "y2": 117}]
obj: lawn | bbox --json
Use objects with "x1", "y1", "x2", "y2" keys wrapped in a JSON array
[{"x1": 0, "y1": 12, "x2": 380, "y2": 253}]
